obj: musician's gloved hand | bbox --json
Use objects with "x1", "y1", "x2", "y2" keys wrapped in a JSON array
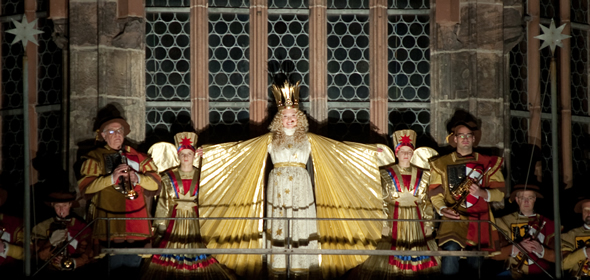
[
  {"x1": 521, "y1": 239, "x2": 544, "y2": 257},
  {"x1": 49, "y1": 229, "x2": 67, "y2": 246}
]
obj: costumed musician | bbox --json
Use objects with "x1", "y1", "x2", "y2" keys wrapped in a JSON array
[
  {"x1": 0, "y1": 186, "x2": 24, "y2": 277},
  {"x1": 493, "y1": 182, "x2": 556, "y2": 279},
  {"x1": 32, "y1": 190, "x2": 93, "y2": 276},
  {"x1": 562, "y1": 197, "x2": 590, "y2": 279},
  {"x1": 428, "y1": 111, "x2": 505, "y2": 279},
  {"x1": 78, "y1": 116, "x2": 161, "y2": 273}
]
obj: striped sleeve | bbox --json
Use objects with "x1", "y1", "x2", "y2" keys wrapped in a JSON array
[
  {"x1": 78, "y1": 158, "x2": 112, "y2": 194},
  {"x1": 137, "y1": 157, "x2": 161, "y2": 191}
]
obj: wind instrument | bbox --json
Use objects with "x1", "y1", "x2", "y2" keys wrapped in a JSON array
[
  {"x1": 575, "y1": 259, "x2": 588, "y2": 280},
  {"x1": 47, "y1": 220, "x2": 74, "y2": 270},
  {"x1": 450, "y1": 167, "x2": 491, "y2": 212},
  {"x1": 510, "y1": 220, "x2": 547, "y2": 274},
  {"x1": 115, "y1": 148, "x2": 139, "y2": 200}
]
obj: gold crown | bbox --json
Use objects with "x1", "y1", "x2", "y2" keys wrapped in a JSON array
[
  {"x1": 272, "y1": 80, "x2": 300, "y2": 110},
  {"x1": 174, "y1": 132, "x2": 198, "y2": 152}
]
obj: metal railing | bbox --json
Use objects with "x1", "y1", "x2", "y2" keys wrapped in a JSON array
[{"x1": 31, "y1": 216, "x2": 555, "y2": 279}]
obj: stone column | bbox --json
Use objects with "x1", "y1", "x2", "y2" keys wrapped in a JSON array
[
  {"x1": 49, "y1": 0, "x2": 69, "y2": 170},
  {"x1": 369, "y1": 0, "x2": 388, "y2": 140},
  {"x1": 191, "y1": 0, "x2": 209, "y2": 134},
  {"x1": 309, "y1": 0, "x2": 327, "y2": 130},
  {"x1": 431, "y1": 0, "x2": 515, "y2": 151},
  {"x1": 249, "y1": 0, "x2": 268, "y2": 136},
  {"x1": 97, "y1": 0, "x2": 146, "y2": 142},
  {"x1": 69, "y1": 0, "x2": 146, "y2": 181},
  {"x1": 69, "y1": 0, "x2": 98, "y2": 183},
  {"x1": 559, "y1": 1, "x2": 572, "y2": 189},
  {"x1": 527, "y1": 2, "x2": 541, "y2": 148}
]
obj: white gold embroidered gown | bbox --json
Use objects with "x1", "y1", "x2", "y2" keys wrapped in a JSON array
[{"x1": 266, "y1": 135, "x2": 320, "y2": 277}]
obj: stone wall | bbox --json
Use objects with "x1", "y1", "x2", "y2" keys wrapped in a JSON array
[
  {"x1": 430, "y1": 0, "x2": 524, "y2": 152},
  {"x1": 68, "y1": 0, "x2": 145, "y2": 182}
]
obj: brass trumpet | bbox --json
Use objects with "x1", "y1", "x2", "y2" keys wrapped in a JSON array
[
  {"x1": 575, "y1": 259, "x2": 588, "y2": 280},
  {"x1": 115, "y1": 148, "x2": 139, "y2": 200},
  {"x1": 48, "y1": 220, "x2": 75, "y2": 270},
  {"x1": 450, "y1": 167, "x2": 490, "y2": 211}
]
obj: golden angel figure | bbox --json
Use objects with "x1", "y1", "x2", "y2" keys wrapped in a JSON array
[
  {"x1": 196, "y1": 80, "x2": 385, "y2": 279},
  {"x1": 352, "y1": 129, "x2": 441, "y2": 279},
  {"x1": 143, "y1": 132, "x2": 236, "y2": 280}
]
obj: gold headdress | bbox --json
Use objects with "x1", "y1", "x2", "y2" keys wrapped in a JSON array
[
  {"x1": 391, "y1": 129, "x2": 417, "y2": 154},
  {"x1": 174, "y1": 132, "x2": 198, "y2": 152},
  {"x1": 271, "y1": 80, "x2": 300, "y2": 110}
]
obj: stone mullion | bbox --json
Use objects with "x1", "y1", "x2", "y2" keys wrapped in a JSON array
[
  {"x1": 26, "y1": 0, "x2": 38, "y2": 184},
  {"x1": 48, "y1": 0, "x2": 69, "y2": 170},
  {"x1": 369, "y1": 0, "x2": 388, "y2": 140},
  {"x1": 559, "y1": 0, "x2": 572, "y2": 188},
  {"x1": 190, "y1": 0, "x2": 209, "y2": 135},
  {"x1": 309, "y1": 0, "x2": 327, "y2": 131},
  {"x1": 527, "y1": 1, "x2": 542, "y2": 149},
  {"x1": 0, "y1": 1, "x2": 3, "y2": 171},
  {"x1": 248, "y1": 0, "x2": 268, "y2": 136}
]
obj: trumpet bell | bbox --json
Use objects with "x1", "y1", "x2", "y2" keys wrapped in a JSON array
[
  {"x1": 125, "y1": 190, "x2": 139, "y2": 200},
  {"x1": 61, "y1": 258, "x2": 74, "y2": 270}
]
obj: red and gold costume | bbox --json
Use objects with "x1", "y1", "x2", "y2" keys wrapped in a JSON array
[
  {"x1": 562, "y1": 223, "x2": 590, "y2": 277},
  {"x1": 429, "y1": 152, "x2": 505, "y2": 251},
  {"x1": 495, "y1": 213, "x2": 555, "y2": 276},
  {"x1": 356, "y1": 130, "x2": 440, "y2": 279},
  {"x1": 144, "y1": 132, "x2": 235, "y2": 279},
  {"x1": 78, "y1": 145, "x2": 160, "y2": 241},
  {"x1": 0, "y1": 213, "x2": 24, "y2": 265},
  {"x1": 32, "y1": 215, "x2": 93, "y2": 269}
]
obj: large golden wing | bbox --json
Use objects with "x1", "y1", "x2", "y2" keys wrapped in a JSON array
[
  {"x1": 198, "y1": 133, "x2": 272, "y2": 278},
  {"x1": 374, "y1": 143, "x2": 395, "y2": 167},
  {"x1": 147, "y1": 142, "x2": 179, "y2": 173},
  {"x1": 410, "y1": 147, "x2": 439, "y2": 170},
  {"x1": 309, "y1": 134, "x2": 384, "y2": 279}
]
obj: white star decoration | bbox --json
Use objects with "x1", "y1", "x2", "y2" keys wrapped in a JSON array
[
  {"x1": 534, "y1": 19, "x2": 571, "y2": 55},
  {"x1": 6, "y1": 15, "x2": 44, "y2": 49}
]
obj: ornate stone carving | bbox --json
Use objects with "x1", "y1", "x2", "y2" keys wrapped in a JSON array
[{"x1": 51, "y1": 18, "x2": 69, "y2": 50}]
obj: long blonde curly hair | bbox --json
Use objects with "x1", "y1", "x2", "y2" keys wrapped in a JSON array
[{"x1": 268, "y1": 109, "x2": 309, "y2": 148}]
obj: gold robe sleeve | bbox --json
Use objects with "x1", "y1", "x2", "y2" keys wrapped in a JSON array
[
  {"x1": 428, "y1": 170, "x2": 446, "y2": 214},
  {"x1": 198, "y1": 133, "x2": 272, "y2": 278},
  {"x1": 486, "y1": 170, "x2": 505, "y2": 202},
  {"x1": 308, "y1": 134, "x2": 384, "y2": 279},
  {"x1": 153, "y1": 173, "x2": 175, "y2": 241},
  {"x1": 561, "y1": 229, "x2": 587, "y2": 272},
  {"x1": 78, "y1": 158, "x2": 114, "y2": 194}
]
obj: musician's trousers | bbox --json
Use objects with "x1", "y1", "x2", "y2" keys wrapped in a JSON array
[{"x1": 441, "y1": 241, "x2": 483, "y2": 277}]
